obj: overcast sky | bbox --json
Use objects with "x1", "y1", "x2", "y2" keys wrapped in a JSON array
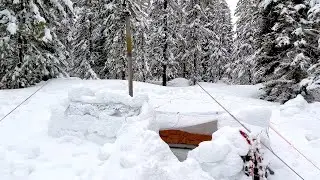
[{"x1": 226, "y1": 0, "x2": 238, "y2": 23}]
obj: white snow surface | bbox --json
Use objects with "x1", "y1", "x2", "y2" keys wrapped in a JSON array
[
  {"x1": 49, "y1": 87, "x2": 151, "y2": 144},
  {"x1": 188, "y1": 127, "x2": 251, "y2": 180},
  {"x1": 7, "y1": 22, "x2": 17, "y2": 35},
  {"x1": 42, "y1": 28, "x2": 52, "y2": 42},
  {"x1": 167, "y1": 78, "x2": 191, "y2": 87},
  {"x1": 0, "y1": 79, "x2": 320, "y2": 180}
]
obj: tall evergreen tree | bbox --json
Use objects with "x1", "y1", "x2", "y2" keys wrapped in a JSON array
[
  {"x1": 148, "y1": 0, "x2": 180, "y2": 86},
  {"x1": 301, "y1": 0, "x2": 320, "y2": 101},
  {"x1": 226, "y1": 0, "x2": 261, "y2": 84},
  {"x1": 306, "y1": 0, "x2": 320, "y2": 79},
  {"x1": 96, "y1": 0, "x2": 142, "y2": 80},
  {"x1": 0, "y1": 0, "x2": 73, "y2": 89},
  {"x1": 182, "y1": 0, "x2": 219, "y2": 83},
  {"x1": 71, "y1": 0, "x2": 99, "y2": 79},
  {"x1": 253, "y1": 0, "x2": 318, "y2": 103},
  {"x1": 183, "y1": 0, "x2": 205, "y2": 83},
  {"x1": 0, "y1": 2, "x2": 18, "y2": 88},
  {"x1": 133, "y1": 15, "x2": 149, "y2": 82},
  {"x1": 203, "y1": 0, "x2": 233, "y2": 81}
]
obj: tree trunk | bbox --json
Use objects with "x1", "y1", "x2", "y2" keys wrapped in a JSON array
[
  {"x1": 162, "y1": 64, "x2": 167, "y2": 86},
  {"x1": 183, "y1": 62, "x2": 187, "y2": 78},
  {"x1": 18, "y1": 0, "x2": 26, "y2": 69},
  {"x1": 162, "y1": 0, "x2": 168, "y2": 86},
  {"x1": 88, "y1": 0, "x2": 93, "y2": 64},
  {"x1": 193, "y1": 52, "x2": 197, "y2": 85}
]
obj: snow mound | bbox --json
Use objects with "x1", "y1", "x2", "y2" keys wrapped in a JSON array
[
  {"x1": 48, "y1": 87, "x2": 151, "y2": 144},
  {"x1": 167, "y1": 78, "x2": 191, "y2": 87},
  {"x1": 234, "y1": 107, "x2": 272, "y2": 129},
  {"x1": 188, "y1": 127, "x2": 250, "y2": 180},
  {"x1": 280, "y1": 94, "x2": 308, "y2": 115},
  {"x1": 218, "y1": 107, "x2": 272, "y2": 141}
]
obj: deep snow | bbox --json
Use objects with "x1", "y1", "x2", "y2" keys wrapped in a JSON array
[{"x1": 0, "y1": 79, "x2": 320, "y2": 180}]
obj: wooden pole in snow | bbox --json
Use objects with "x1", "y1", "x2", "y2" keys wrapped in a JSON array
[{"x1": 125, "y1": 11, "x2": 133, "y2": 97}]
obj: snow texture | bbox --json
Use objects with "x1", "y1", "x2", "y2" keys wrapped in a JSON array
[
  {"x1": 167, "y1": 78, "x2": 191, "y2": 87},
  {"x1": 6, "y1": 22, "x2": 17, "y2": 35},
  {"x1": 0, "y1": 79, "x2": 320, "y2": 180},
  {"x1": 49, "y1": 87, "x2": 150, "y2": 144},
  {"x1": 42, "y1": 28, "x2": 52, "y2": 42},
  {"x1": 188, "y1": 127, "x2": 250, "y2": 180}
]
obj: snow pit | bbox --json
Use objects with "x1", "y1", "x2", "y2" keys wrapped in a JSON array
[
  {"x1": 47, "y1": 86, "x2": 255, "y2": 180},
  {"x1": 48, "y1": 87, "x2": 151, "y2": 144}
]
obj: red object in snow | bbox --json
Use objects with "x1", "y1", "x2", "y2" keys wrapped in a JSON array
[{"x1": 240, "y1": 130, "x2": 251, "y2": 145}]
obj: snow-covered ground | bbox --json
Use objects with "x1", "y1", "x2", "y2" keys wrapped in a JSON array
[{"x1": 0, "y1": 79, "x2": 319, "y2": 180}]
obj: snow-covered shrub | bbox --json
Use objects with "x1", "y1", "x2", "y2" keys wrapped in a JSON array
[
  {"x1": 306, "y1": 77, "x2": 320, "y2": 102},
  {"x1": 300, "y1": 76, "x2": 320, "y2": 102}
]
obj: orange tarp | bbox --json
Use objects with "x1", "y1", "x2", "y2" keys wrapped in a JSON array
[{"x1": 160, "y1": 130, "x2": 212, "y2": 146}]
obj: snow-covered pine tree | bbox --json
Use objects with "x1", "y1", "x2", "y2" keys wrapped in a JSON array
[
  {"x1": 0, "y1": 1, "x2": 18, "y2": 89},
  {"x1": 173, "y1": 0, "x2": 188, "y2": 78},
  {"x1": 0, "y1": 0, "x2": 73, "y2": 89},
  {"x1": 227, "y1": 0, "x2": 261, "y2": 84},
  {"x1": 254, "y1": 0, "x2": 316, "y2": 103},
  {"x1": 302, "y1": 0, "x2": 320, "y2": 101},
  {"x1": 137, "y1": 0, "x2": 151, "y2": 13},
  {"x1": 182, "y1": 0, "x2": 205, "y2": 83},
  {"x1": 181, "y1": 0, "x2": 217, "y2": 83},
  {"x1": 218, "y1": 0, "x2": 233, "y2": 56},
  {"x1": 148, "y1": 0, "x2": 181, "y2": 86},
  {"x1": 97, "y1": 0, "x2": 142, "y2": 80},
  {"x1": 202, "y1": 0, "x2": 233, "y2": 82},
  {"x1": 306, "y1": 0, "x2": 320, "y2": 78},
  {"x1": 71, "y1": 0, "x2": 99, "y2": 79},
  {"x1": 133, "y1": 14, "x2": 149, "y2": 82},
  {"x1": 56, "y1": 0, "x2": 74, "y2": 73}
]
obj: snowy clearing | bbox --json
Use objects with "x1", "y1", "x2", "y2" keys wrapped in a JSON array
[{"x1": 0, "y1": 79, "x2": 320, "y2": 180}]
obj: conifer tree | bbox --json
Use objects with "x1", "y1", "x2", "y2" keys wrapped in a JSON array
[
  {"x1": 226, "y1": 0, "x2": 261, "y2": 84},
  {"x1": 97, "y1": 0, "x2": 142, "y2": 80},
  {"x1": 202, "y1": 0, "x2": 233, "y2": 81},
  {"x1": 148, "y1": 0, "x2": 181, "y2": 86},
  {"x1": 254, "y1": 0, "x2": 316, "y2": 103},
  {"x1": 71, "y1": 0, "x2": 98, "y2": 79},
  {"x1": 0, "y1": 0, "x2": 73, "y2": 89},
  {"x1": 133, "y1": 16, "x2": 149, "y2": 82}
]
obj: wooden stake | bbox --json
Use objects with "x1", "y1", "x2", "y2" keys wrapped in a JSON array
[{"x1": 125, "y1": 11, "x2": 133, "y2": 97}]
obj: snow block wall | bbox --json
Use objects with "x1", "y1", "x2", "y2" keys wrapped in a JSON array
[
  {"x1": 48, "y1": 87, "x2": 151, "y2": 144},
  {"x1": 188, "y1": 127, "x2": 251, "y2": 180}
]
